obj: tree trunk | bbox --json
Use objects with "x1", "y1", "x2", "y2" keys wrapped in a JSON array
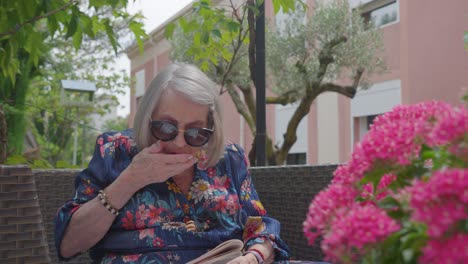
[{"x1": 0, "y1": 104, "x2": 7, "y2": 164}]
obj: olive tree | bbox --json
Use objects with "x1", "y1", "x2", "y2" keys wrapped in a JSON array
[{"x1": 169, "y1": 0, "x2": 385, "y2": 165}]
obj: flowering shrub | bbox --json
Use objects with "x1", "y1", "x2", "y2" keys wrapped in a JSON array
[{"x1": 303, "y1": 101, "x2": 468, "y2": 263}]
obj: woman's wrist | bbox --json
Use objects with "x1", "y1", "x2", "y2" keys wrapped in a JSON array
[
  {"x1": 119, "y1": 165, "x2": 144, "y2": 191},
  {"x1": 97, "y1": 190, "x2": 120, "y2": 215},
  {"x1": 102, "y1": 172, "x2": 140, "y2": 210}
]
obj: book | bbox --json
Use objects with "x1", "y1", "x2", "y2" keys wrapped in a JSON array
[{"x1": 187, "y1": 239, "x2": 244, "y2": 264}]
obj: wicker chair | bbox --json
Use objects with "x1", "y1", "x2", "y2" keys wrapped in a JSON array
[
  {"x1": 0, "y1": 165, "x2": 51, "y2": 264},
  {"x1": 250, "y1": 164, "x2": 336, "y2": 261}
]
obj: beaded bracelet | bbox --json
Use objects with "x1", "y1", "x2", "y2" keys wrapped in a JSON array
[
  {"x1": 242, "y1": 248, "x2": 265, "y2": 264},
  {"x1": 97, "y1": 190, "x2": 119, "y2": 216}
]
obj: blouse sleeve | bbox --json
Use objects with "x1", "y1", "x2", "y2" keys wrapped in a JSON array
[
  {"x1": 53, "y1": 130, "x2": 136, "y2": 260},
  {"x1": 225, "y1": 144, "x2": 290, "y2": 261}
]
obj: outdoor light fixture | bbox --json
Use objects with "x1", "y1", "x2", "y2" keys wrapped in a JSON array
[
  {"x1": 60, "y1": 80, "x2": 96, "y2": 107},
  {"x1": 60, "y1": 80, "x2": 96, "y2": 165}
]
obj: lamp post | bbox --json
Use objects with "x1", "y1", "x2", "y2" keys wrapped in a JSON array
[
  {"x1": 60, "y1": 80, "x2": 96, "y2": 166},
  {"x1": 255, "y1": 0, "x2": 266, "y2": 166}
]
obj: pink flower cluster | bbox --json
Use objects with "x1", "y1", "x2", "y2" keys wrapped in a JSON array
[
  {"x1": 409, "y1": 169, "x2": 468, "y2": 238},
  {"x1": 408, "y1": 169, "x2": 468, "y2": 262},
  {"x1": 303, "y1": 183, "x2": 358, "y2": 244},
  {"x1": 420, "y1": 233, "x2": 468, "y2": 263},
  {"x1": 303, "y1": 100, "x2": 468, "y2": 263},
  {"x1": 321, "y1": 205, "x2": 400, "y2": 262}
]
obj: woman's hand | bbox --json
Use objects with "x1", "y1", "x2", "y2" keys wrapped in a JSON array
[
  {"x1": 227, "y1": 253, "x2": 259, "y2": 264},
  {"x1": 228, "y1": 242, "x2": 274, "y2": 264},
  {"x1": 121, "y1": 142, "x2": 197, "y2": 191}
]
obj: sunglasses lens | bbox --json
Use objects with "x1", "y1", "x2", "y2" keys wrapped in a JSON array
[
  {"x1": 185, "y1": 128, "x2": 212, "y2": 147},
  {"x1": 151, "y1": 121, "x2": 178, "y2": 141}
]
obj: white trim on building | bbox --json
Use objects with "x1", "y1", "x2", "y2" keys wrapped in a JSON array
[
  {"x1": 317, "y1": 92, "x2": 340, "y2": 164},
  {"x1": 275, "y1": 103, "x2": 308, "y2": 163},
  {"x1": 351, "y1": 79, "x2": 401, "y2": 144}
]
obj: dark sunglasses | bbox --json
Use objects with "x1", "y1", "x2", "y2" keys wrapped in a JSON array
[{"x1": 150, "y1": 120, "x2": 213, "y2": 147}]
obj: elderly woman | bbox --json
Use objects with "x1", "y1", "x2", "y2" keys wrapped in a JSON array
[{"x1": 55, "y1": 63, "x2": 289, "y2": 263}]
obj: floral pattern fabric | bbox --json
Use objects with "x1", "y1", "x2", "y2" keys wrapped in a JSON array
[{"x1": 54, "y1": 129, "x2": 290, "y2": 263}]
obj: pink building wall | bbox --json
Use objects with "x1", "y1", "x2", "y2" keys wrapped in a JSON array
[
  {"x1": 349, "y1": 0, "x2": 468, "y2": 159},
  {"x1": 129, "y1": 58, "x2": 154, "y2": 127},
  {"x1": 400, "y1": 0, "x2": 468, "y2": 105}
]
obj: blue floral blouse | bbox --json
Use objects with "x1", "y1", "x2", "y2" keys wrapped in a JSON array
[{"x1": 54, "y1": 129, "x2": 290, "y2": 263}]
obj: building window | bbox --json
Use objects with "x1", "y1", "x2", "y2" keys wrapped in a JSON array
[
  {"x1": 358, "y1": 114, "x2": 380, "y2": 140},
  {"x1": 286, "y1": 153, "x2": 307, "y2": 165},
  {"x1": 366, "y1": 114, "x2": 378, "y2": 129},
  {"x1": 135, "y1": 69, "x2": 145, "y2": 98},
  {"x1": 362, "y1": 1, "x2": 398, "y2": 27}
]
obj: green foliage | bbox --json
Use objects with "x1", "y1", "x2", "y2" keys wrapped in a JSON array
[
  {"x1": 167, "y1": 0, "x2": 245, "y2": 72},
  {"x1": 267, "y1": 0, "x2": 385, "y2": 97},
  {"x1": 5, "y1": 155, "x2": 28, "y2": 165},
  {"x1": 272, "y1": 0, "x2": 306, "y2": 14},
  {"x1": 167, "y1": 0, "x2": 306, "y2": 73},
  {"x1": 102, "y1": 116, "x2": 129, "y2": 132},
  {"x1": 0, "y1": 0, "x2": 146, "y2": 83},
  {"x1": 56, "y1": 160, "x2": 82, "y2": 169},
  {"x1": 0, "y1": 0, "x2": 146, "y2": 164},
  {"x1": 26, "y1": 31, "x2": 130, "y2": 166},
  {"x1": 5, "y1": 154, "x2": 53, "y2": 169}
]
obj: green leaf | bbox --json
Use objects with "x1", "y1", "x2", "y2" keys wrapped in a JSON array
[
  {"x1": 24, "y1": 31, "x2": 43, "y2": 66},
  {"x1": 457, "y1": 218, "x2": 468, "y2": 232},
  {"x1": 227, "y1": 21, "x2": 239, "y2": 32},
  {"x1": 129, "y1": 21, "x2": 147, "y2": 53},
  {"x1": 47, "y1": 15, "x2": 59, "y2": 35},
  {"x1": 360, "y1": 166, "x2": 389, "y2": 189},
  {"x1": 200, "y1": 60, "x2": 210, "y2": 71},
  {"x1": 66, "y1": 15, "x2": 79, "y2": 38},
  {"x1": 91, "y1": 17, "x2": 103, "y2": 35},
  {"x1": 80, "y1": 15, "x2": 95, "y2": 38},
  {"x1": 103, "y1": 19, "x2": 119, "y2": 54},
  {"x1": 420, "y1": 144, "x2": 435, "y2": 160},
  {"x1": 201, "y1": 31, "x2": 210, "y2": 44},
  {"x1": 179, "y1": 17, "x2": 188, "y2": 32},
  {"x1": 72, "y1": 27, "x2": 83, "y2": 50},
  {"x1": 272, "y1": 0, "x2": 281, "y2": 14},
  {"x1": 193, "y1": 32, "x2": 201, "y2": 45},
  {"x1": 211, "y1": 28, "x2": 221, "y2": 39},
  {"x1": 165, "y1": 22, "x2": 176, "y2": 39},
  {"x1": 16, "y1": 0, "x2": 35, "y2": 22}
]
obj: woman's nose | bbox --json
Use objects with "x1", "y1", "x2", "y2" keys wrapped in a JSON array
[{"x1": 172, "y1": 130, "x2": 186, "y2": 148}]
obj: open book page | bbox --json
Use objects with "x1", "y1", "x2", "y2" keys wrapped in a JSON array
[{"x1": 187, "y1": 239, "x2": 244, "y2": 264}]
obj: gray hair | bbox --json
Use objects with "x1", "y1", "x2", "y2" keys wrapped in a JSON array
[{"x1": 133, "y1": 63, "x2": 224, "y2": 168}]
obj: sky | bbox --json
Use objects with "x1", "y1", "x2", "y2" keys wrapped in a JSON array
[{"x1": 115, "y1": 0, "x2": 193, "y2": 117}]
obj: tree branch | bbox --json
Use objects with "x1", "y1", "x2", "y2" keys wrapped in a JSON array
[
  {"x1": 266, "y1": 90, "x2": 297, "y2": 105},
  {"x1": 310, "y1": 35, "x2": 348, "y2": 90},
  {"x1": 237, "y1": 83, "x2": 256, "y2": 123},
  {"x1": 320, "y1": 83, "x2": 356, "y2": 98},
  {"x1": 0, "y1": 0, "x2": 80, "y2": 38},
  {"x1": 219, "y1": 3, "x2": 249, "y2": 90},
  {"x1": 225, "y1": 84, "x2": 256, "y2": 133},
  {"x1": 320, "y1": 68, "x2": 364, "y2": 99}
]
